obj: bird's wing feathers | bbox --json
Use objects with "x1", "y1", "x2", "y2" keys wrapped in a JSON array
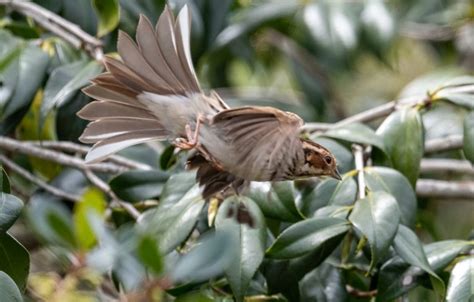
[
  {"x1": 79, "y1": 5, "x2": 226, "y2": 163},
  {"x1": 207, "y1": 106, "x2": 304, "y2": 180}
]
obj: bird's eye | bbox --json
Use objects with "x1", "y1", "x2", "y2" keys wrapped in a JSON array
[{"x1": 324, "y1": 156, "x2": 332, "y2": 165}]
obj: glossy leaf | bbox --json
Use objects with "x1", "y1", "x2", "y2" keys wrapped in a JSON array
[
  {"x1": 215, "y1": 197, "x2": 266, "y2": 301},
  {"x1": 463, "y1": 111, "x2": 474, "y2": 164},
  {"x1": 322, "y1": 123, "x2": 387, "y2": 154},
  {"x1": 393, "y1": 225, "x2": 445, "y2": 297},
  {"x1": 349, "y1": 191, "x2": 400, "y2": 270},
  {"x1": 0, "y1": 45, "x2": 49, "y2": 134},
  {"x1": 364, "y1": 166, "x2": 417, "y2": 226},
  {"x1": 140, "y1": 172, "x2": 205, "y2": 253},
  {"x1": 73, "y1": 188, "x2": 106, "y2": 250},
  {"x1": 377, "y1": 108, "x2": 424, "y2": 186},
  {"x1": 247, "y1": 181, "x2": 303, "y2": 222},
  {"x1": 300, "y1": 263, "x2": 348, "y2": 302},
  {"x1": 446, "y1": 257, "x2": 474, "y2": 302},
  {"x1": 0, "y1": 232, "x2": 29, "y2": 291},
  {"x1": 0, "y1": 271, "x2": 22, "y2": 302},
  {"x1": 0, "y1": 192, "x2": 23, "y2": 233},
  {"x1": 40, "y1": 60, "x2": 102, "y2": 129},
  {"x1": 266, "y1": 217, "x2": 349, "y2": 259},
  {"x1": 0, "y1": 31, "x2": 20, "y2": 115},
  {"x1": 92, "y1": 0, "x2": 120, "y2": 37},
  {"x1": 171, "y1": 230, "x2": 236, "y2": 284},
  {"x1": 109, "y1": 170, "x2": 169, "y2": 202}
]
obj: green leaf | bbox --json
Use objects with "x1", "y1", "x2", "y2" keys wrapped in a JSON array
[
  {"x1": 349, "y1": 191, "x2": 400, "y2": 271},
  {"x1": 0, "y1": 192, "x2": 23, "y2": 233},
  {"x1": 364, "y1": 166, "x2": 417, "y2": 227},
  {"x1": 247, "y1": 181, "x2": 303, "y2": 222},
  {"x1": 0, "y1": 232, "x2": 29, "y2": 291},
  {"x1": 40, "y1": 60, "x2": 102, "y2": 129},
  {"x1": 137, "y1": 235, "x2": 163, "y2": 275},
  {"x1": 159, "y1": 145, "x2": 177, "y2": 170},
  {"x1": 0, "y1": 46, "x2": 22, "y2": 73},
  {"x1": 0, "y1": 167, "x2": 10, "y2": 193},
  {"x1": 215, "y1": 197, "x2": 266, "y2": 301},
  {"x1": 0, "y1": 30, "x2": 20, "y2": 116},
  {"x1": 299, "y1": 177, "x2": 356, "y2": 217},
  {"x1": 266, "y1": 217, "x2": 349, "y2": 259},
  {"x1": 109, "y1": 170, "x2": 169, "y2": 203},
  {"x1": 361, "y1": 0, "x2": 394, "y2": 45},
  {"x1": 0, "y1": 45, "x2": 49, "y2": 134},
  {"x1": 92, "y1": 0, "x2": 120, "y2": 37},
  {"x1": 140, "y1": 172, "x2": 205, "y2": 253},
  {"x1": 300, "y1": 263, "x2": 348, "y2": 301},
  {"x1": 171, "y1": 230, "x2": 236, "y2": 284},
  {"x1": 446, "y1": 257, "x2": 474, "y2": 302},
  {"x1": 0, "y1": 271, "x2": 22, "y2": 302},
  {"x1": 377, "y1": 240, "x2": 472, "y2": 301},
  {"x1": 393, "y1": 225, "x2": 445, "y2": 297},
  {"x1": 321, "y1": 123, "x2": 387, "y2": 154},
  {"x1": 463, "y1": 111, "x2": 474, "y2": 164},
  {"x1": 73, "y1": 188, "x2": 106, "y2": 250},
  {"x1": 377, "y1": 108, "x2": 424, "y2": 186},
  {"x1": 214, "y1": 2, "x2": 300, "y2": 49},
  {"x1": 61, "y1": 0, "x2": 97, "y2": 35}
]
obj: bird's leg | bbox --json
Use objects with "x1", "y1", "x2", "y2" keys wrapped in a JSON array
[{"x1": 173, "y1": 115, "x2": 204, "y2": 150}]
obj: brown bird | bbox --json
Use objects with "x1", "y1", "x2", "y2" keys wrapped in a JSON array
[{"x1": 78, "y1": 5, "x2": 341, "y2": 199}]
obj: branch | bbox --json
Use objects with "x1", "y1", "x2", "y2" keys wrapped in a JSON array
[
  {"x1": 0, "y1": 0, "x2": 103, "y2": 60},
  {"x1": 416, "y1": 179, "x2": 474, "y2": 199},
  {"x1": 345, "y1": 285, "x2": 377, "y2": 298},
  {"x1": 420, "y1": 159, "x2": 474, "y2": 175},
  {"x1": 424, "y1": 135, "x2": 463, "y2": 154},
  {"x1": 0, "y1": 154, "x2": 81, "y2": 202},
  {"x1": 28, "y1": 141, "x2": 152, "y2": 170},
  {"x1": 0, "y1": 136, "x2": 126, "y2": 174},
  {"x1": 352, "y1": 144, "x2": 366, "y2": 199},
  {"x1": 400, "y1": 22, "x2": 455, "y2": 42}
]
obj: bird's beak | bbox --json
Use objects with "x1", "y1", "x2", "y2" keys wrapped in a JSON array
[{"x1": 331, "y1": 168, "x2": 342, "y2": 181}]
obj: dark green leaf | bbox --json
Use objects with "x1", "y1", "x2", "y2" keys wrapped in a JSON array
[
  {"x1": 393, "y1": 225, "x2": 445, "y2": 297},
  {"x1": 0, "y1": 271, "x2": 22, "y2": 302},
  {"x1": 364, "y1": 166, "x2": 417, "y2": 227},
  {"x1": 0, "y1": 45, "x2": 49, "y2": 134},
  {"x1": 463, "y1": 111, "x2": 474, "y2": 164},
  {"x1": 61, "y1": 0, "x2": 97, "y2": 35},
  {"x1": 109, "y1": 170, "x2": 169, "y2": 202},
  {"x1": 1, "y1": 167, "x2": 10, "y2": 193},
  {"x1": 171, "y1": 230, "x2": 236, "y2": 283},
  {"x1": 0, "y1": 193, "x2": 23, "y2": 233},
  {"x1": 137, "y1": 235, "x2": 163, "y2": 275},
  {"x1": 377, "y1": 108, "x2": 424, "y2": 186},
  {"x1": 215, "y1": 197, "x2": 266, "y2": 301},
  {"x1": 446, "y1": 257, "x2": 473, "y2": 302},
  {"x1": 159, "y1": 145, "x2": 177, "y2": 170},
  {"x1": 0, "y1": 232, "x2": 29, "y2": 291},
  {"x1": 349, "y1": 191, "x2": 400, "y2": 270},
  {"x1": 247, "y1": 181, "x2": 303, "y2": 222},
  {"x1": 92, "y1": 0, "x2": 120, "y2": 37},
  {"x1": 300, "y1": 263, "x2": 348, "y2": 302},
  {"x1": 322, "y1": 123, "x2": 387, "y2": 154},
  {"x1": 0, "y1": 30, "x2": 20, "y2": 115},
  {"x1": 40, "y1": 60, "x2": 102, "y2": 129},
  {"x1": 266, "y1": 217, "x2": 349, "y2": 259}
]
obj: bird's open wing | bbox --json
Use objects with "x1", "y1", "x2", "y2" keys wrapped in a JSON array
[
  {"x1": 78, "y1": 5, "x2": 227, "y2": 163},
  {"x1": 204, "y1": 106, "x2": 304, "y2": 180}
]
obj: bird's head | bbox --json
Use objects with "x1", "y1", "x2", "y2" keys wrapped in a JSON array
[{"x1": 296, "y1": 139, "x2": 341, "y2": 180}]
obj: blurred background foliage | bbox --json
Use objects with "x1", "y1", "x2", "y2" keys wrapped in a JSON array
[{"x1": 0, "y1": 0, "x2": 473, "y2": 301}]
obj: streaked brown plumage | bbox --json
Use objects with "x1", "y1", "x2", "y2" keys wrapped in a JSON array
[{"x1": 78, "y1": 5, "x2": 341, "y2": 199}]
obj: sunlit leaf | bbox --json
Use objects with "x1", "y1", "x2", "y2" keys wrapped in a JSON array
[
  {"x1": 215, "y1": 196, "x2": 266, "y2": 301},
  {"x1": 73, "y1": 188, "x2": 106, "y2": 250},
  {"x1": 267, "y1": 217, "x2": 349, "y2": 259},
  {"x1": 446, "y1": 257, "x2": 474, "y2": 302},
  {"x1": 377, "y1": 108, "x2": 424, "y2": 186},
  {"x1": 349, "y1": 191, "x2": 400, "y2": 271},
  {"x1": 0, "y1": 232, "x2": 29, "y2": 291},
  {"x1": 0, "y1": 192, "x2": 23, "y2": 233},
  {"x1": 92, "y1": 0, "x2": 120, "y2": 37}
]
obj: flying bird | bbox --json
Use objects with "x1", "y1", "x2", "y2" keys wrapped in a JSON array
[{"x1": 78, "y1": 5, "x2": 341, "y2": 199}]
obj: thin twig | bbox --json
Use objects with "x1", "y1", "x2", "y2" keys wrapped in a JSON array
[
  {"x1": 0, "y1": 0, "x2": 103, "y2": 60},
  {"x1": 28, "y1": 141, "x2": 152, "y2": 170},
  {"x1": 416, "y1": 179, "x2": 474, "y2": 199},
  {"x1": 346, "y1": 285, "x2": 378, "y2": 298},
  {"x1": 352, "y1": 144, "x2": 366, "y2": 199},
  {"x1": 83, "y1": 169, "x2": 140, "y2": 220},
  {"x1": 424, "y1": 135, "x2": 464, "y2": 154},
  {"x1": 0, "y1": 154, "x2": 81, "y2": 202},
  {"x1": 0, "y1": 136, "x2": 127, "y2": 174},
  {"x1": 400, "y1": 22, "x2": 455, "y2": 42},
  {"x1": 420, "y1": 159, "x2": 474, "y2": 175}
]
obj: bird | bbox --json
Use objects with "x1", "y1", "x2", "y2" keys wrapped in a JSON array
[{"x1": 77, "y1": 5, "x2": 342, "y2": 200}]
